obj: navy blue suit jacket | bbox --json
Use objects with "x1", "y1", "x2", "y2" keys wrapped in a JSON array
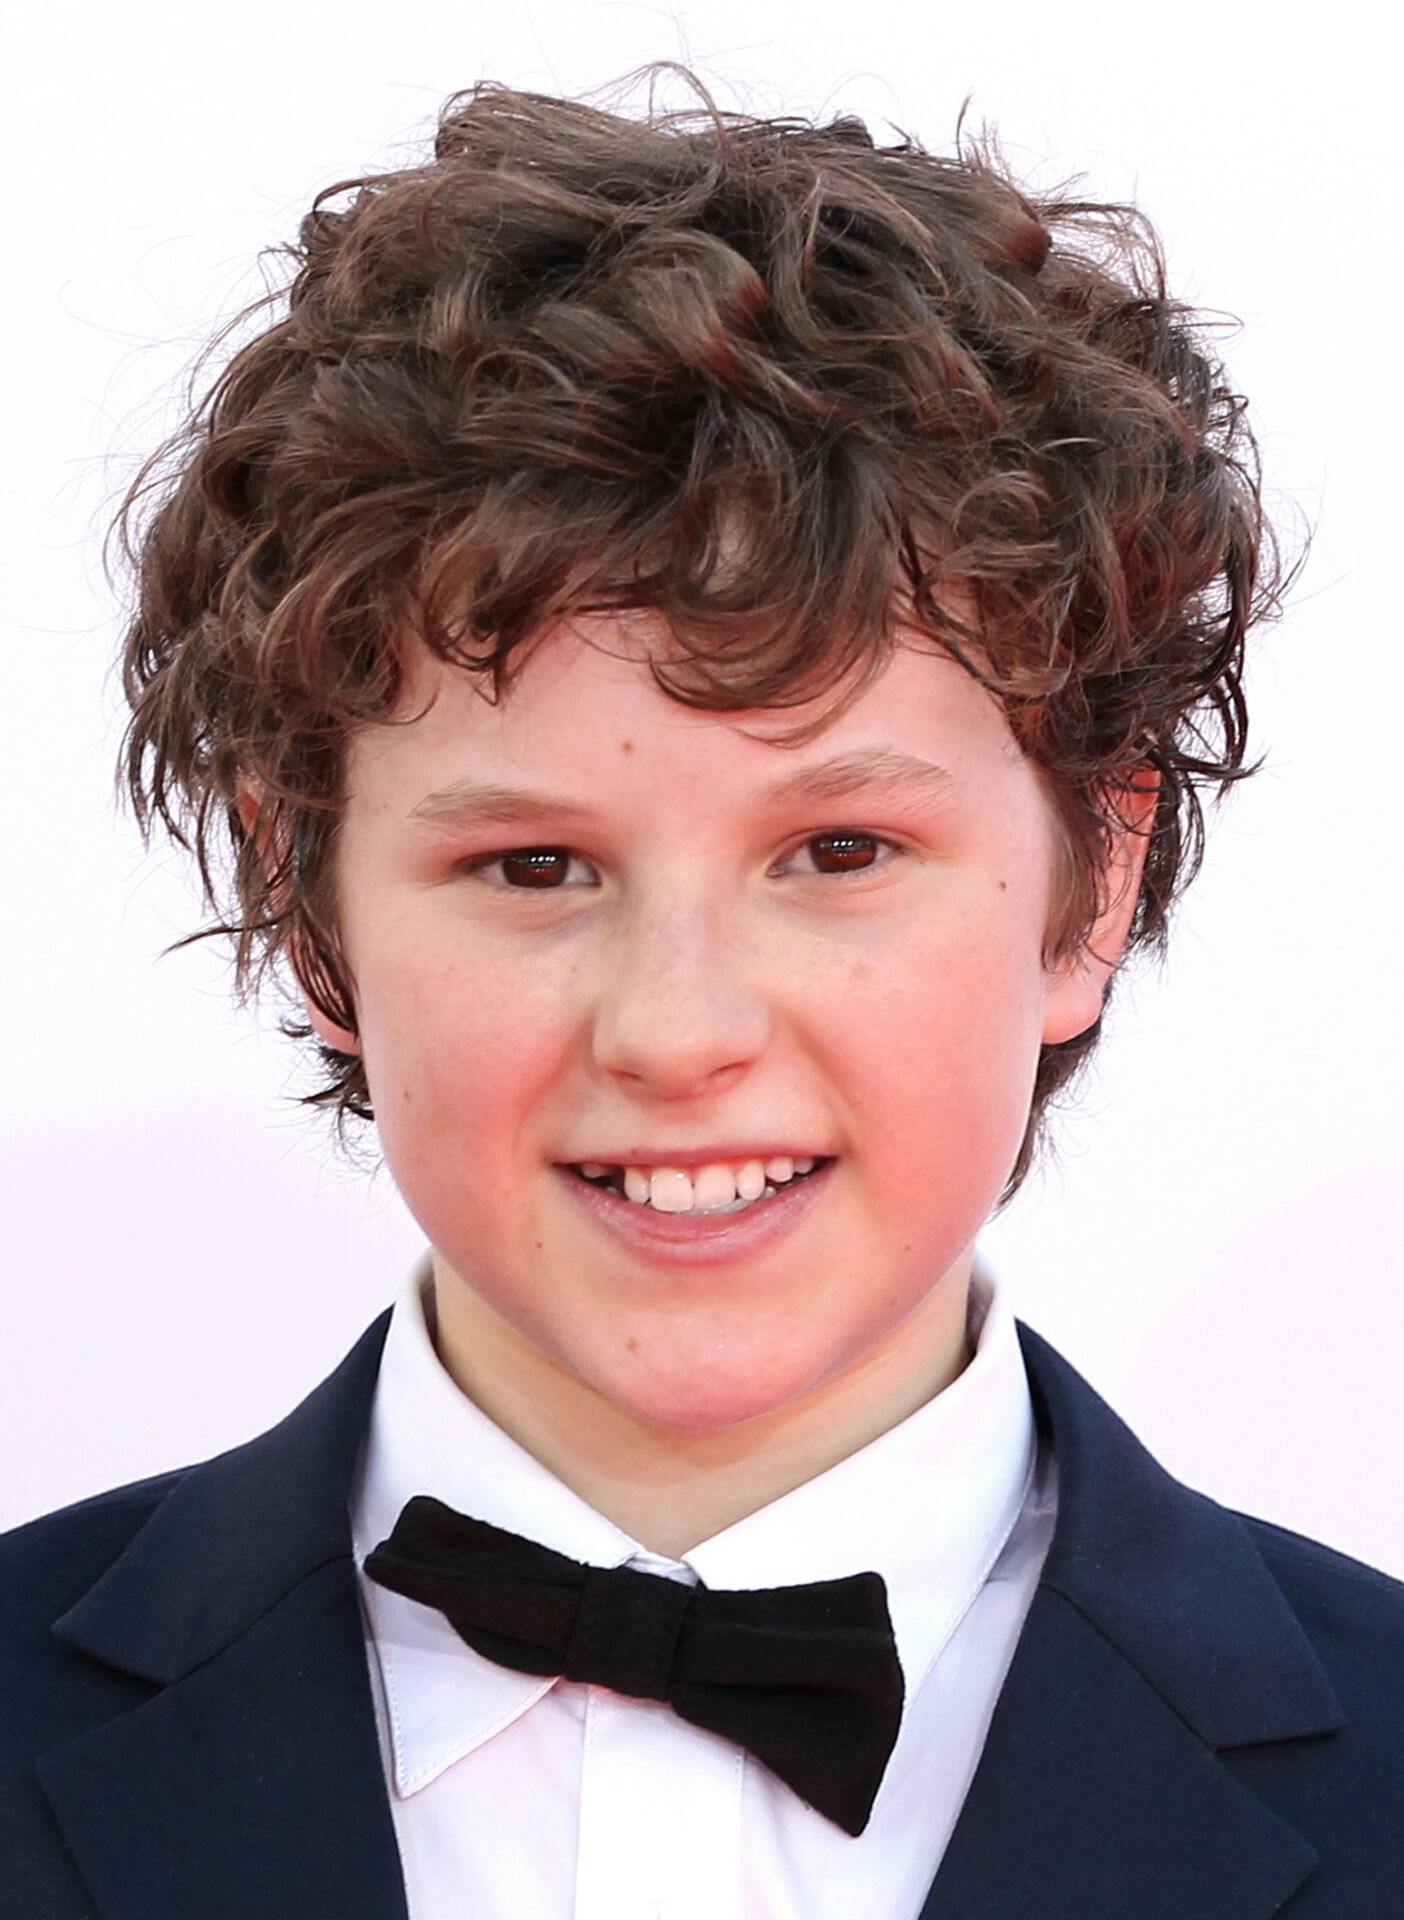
[{"x1": 4, "y1": 1308, "x2": 1404, "y2": 1918}]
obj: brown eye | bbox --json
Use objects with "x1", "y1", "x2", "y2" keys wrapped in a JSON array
[
  {"x1": 460, "y1": 831, "x2": 904, "y2": 891},
  {"x1": 788, "y1": 832, "x2": 903, "y2": 879},
  {"x1": 500, "y1": 849, "x2": 572, "y2": 887},
  {"x1": 805, "y1": 832, "x2": 883, "y2": 873},
  {"x1": 464, "y1": 847, "x2": 583, "y2": 889}
]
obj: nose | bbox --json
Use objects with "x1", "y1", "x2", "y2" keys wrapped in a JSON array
[{"x1": 588, "y1": 895, "x2": 771, "y2": 1097}]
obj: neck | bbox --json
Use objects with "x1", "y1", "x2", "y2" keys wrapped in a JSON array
[{"x1": 427, "y1": 1252, "x2": 976, "y2": 1560}]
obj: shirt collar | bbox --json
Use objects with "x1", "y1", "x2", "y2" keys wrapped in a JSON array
[{"x1": 352, "y1": 1246, "x2": 1036, "y2": 1798}]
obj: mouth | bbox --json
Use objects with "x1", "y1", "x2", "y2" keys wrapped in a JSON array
[
  {"x1": 562, "y1": 1156, "x2": 836, "y2": 1208},
  {"x1": 552, "y1": 1155, "x2": 840, "y2": 1265}
]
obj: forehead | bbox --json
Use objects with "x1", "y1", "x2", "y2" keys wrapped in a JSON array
[{"x1": 348, "y1": 611, "x2": 1030, "y2": 818}]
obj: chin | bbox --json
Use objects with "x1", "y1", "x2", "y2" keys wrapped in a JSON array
[{"x1": 594, "y1": 1354, "x2": 819, "y2": 1435}]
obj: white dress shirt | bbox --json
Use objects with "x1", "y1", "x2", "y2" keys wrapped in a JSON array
[{"x1": 350, "y1": 1248, "x2": 1059, "y2": 1920}]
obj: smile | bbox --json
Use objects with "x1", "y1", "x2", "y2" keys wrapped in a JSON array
[
  {"x1": 554, "y1": 1156, "x2": 839, "y2": 1267},
  {"x1": 569, "y1": 1156, "x2": 833, "y2": 1212}
]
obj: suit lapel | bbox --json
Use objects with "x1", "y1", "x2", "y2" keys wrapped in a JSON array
[
  {"x1": 920, "y1": 1321, "x2": 1343, "y2": 1919},
  {"x1": 36, "y1": 1312, "x2": 408, "y2": 1920},
  {"x1": 37, "y1": 1554, "x2": 407, "y2": 1920},
  {"x1": 918, "y1": 1583, "x2": 1319, "y2": 1919}
]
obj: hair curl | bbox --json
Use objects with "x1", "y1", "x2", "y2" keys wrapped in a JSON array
[{"x1": 111, "y1": 62, "x2": 1301, "y2": 1204}]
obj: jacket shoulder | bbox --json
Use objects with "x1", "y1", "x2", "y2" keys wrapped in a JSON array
[
  {"x1": 0, "y1": 1471, "x2": 208, "y2": 1911},
  {"x1": 0, "y1": 1469, "x2": 194, "y2": 1752},
  {"x1": 2, "y1": 1469, "x2": 211, "y2": 1782},
  {"x1": 0, "y1": 1467, "x2": 190, "y2": 1634},
  {"x1": 1235, "y1": 1505, "x2": 1404, "y2": 1732},
  {"x1": 1238, "y1": 1506, "x2": 1404, "y2": 1607}
]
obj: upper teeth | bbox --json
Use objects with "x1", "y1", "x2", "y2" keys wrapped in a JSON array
[{"x1": 579, "y1": 1156, "x2": 818, "y2": 1212}]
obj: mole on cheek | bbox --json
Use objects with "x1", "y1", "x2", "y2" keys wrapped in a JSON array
[{"x1": 625, "y1": 1336, "x2": 639, "y2": 1353}]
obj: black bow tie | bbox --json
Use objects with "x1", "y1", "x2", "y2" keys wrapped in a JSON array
[{"x1": 363, "y1": 1495, "x2": 905, "y2": 1838}]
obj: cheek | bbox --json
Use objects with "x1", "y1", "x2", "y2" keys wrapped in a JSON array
[
  {"x1": 359, "y1": 941, "x2": 556, "y2": 1153},
  {"x1": 846, "y1": 914, "x2": 1046, "y2": 1163}
]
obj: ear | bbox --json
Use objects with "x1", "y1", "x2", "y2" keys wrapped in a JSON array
[
  {"x1": 234, "y1": 778, "x2": 363, "y2": 1058},
  {"x1": 1041, "y1": 767, "x2": 1161, "y2": 1047}
]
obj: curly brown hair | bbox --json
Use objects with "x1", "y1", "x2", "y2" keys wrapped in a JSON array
[{"x1": 111, "y1": 63, "x2": 1300, "y2": 1205}]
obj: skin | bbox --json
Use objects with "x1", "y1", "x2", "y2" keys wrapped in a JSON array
[{"x1": 241, "y1": 612, "x2": 1157, "y2": 1558}]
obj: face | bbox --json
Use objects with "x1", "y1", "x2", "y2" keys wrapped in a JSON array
[{"x1": 266, "y1": 614, "x2": 1148, "y2": 1439}]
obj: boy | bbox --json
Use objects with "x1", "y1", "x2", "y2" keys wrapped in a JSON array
[{"x1": 5, "y1": 66, "x2": 1402, "y2": 1918}]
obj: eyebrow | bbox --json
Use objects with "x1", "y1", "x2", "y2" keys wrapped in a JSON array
[{"x1": 407, "y1": 747, "x2": 956, "y2": 832}]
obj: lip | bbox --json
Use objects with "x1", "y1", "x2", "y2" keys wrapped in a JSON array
[
  {"x1": 553, "y1": 1158, "x2": 838, "y2": 1266},
  {"x1": 559, "y1": 1145, "x2": 830, "y2": 1172}
]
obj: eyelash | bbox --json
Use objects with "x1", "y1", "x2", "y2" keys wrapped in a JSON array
[{"x1": 457, "y1": 831, "x2": 907, "y2": 892}]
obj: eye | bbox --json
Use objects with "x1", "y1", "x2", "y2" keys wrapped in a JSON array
[
  {"x1": 781, "y1": 831, "x2": 904, "y2": 879},
  {"x1": 460, "y1": 847, "x2": 591, "y2": 890},
  {"x1": 457, "y1": 832, "x2": 906, "y2": 891}
]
